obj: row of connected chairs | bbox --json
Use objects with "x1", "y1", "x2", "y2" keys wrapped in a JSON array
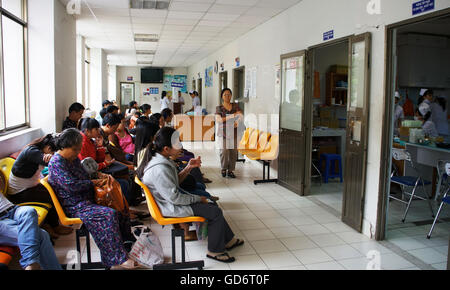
[
  {"x1": 238, "y1": 128, "x2": 279, "y2": 185},
  {"x1": 0, "y1": 157, "x2": 51, "y2": 270},
  {"x1": 38, "y1": 175, "x2": 206, "y2": 270}
]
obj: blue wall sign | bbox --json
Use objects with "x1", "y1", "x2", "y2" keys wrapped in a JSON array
[
  {"x1": 323, "y1": 30, "x2": 334, "y2": 41},
  {"x1": 412, "y1": 0, "x2": 435, "y2": 15}
]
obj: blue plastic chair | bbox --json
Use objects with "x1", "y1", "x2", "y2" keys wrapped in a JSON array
[
  {"x1": 427, "y1": 161, "x2": 449, "y2": 239},
  {"x1": 319, "y1": 154, "x2": 343, "y2": 183},
  {"x1": 390, "y1": 149, "x2": 434, "y2": 223}
]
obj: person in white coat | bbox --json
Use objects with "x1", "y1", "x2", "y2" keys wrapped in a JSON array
[
  {"x1": 431, "y1": 97, "x2": 448, "y2": 138},
  {"x1": 160, "y1": 91, "x2": 173, "y2": 112}
]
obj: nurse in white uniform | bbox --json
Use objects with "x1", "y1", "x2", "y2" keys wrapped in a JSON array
[
  {"x1": 418, "y1": 102, "x2": 439, "y2": 138},
  {"x1": 160, "y1": 91, "x2": 173, "y2": 112}
]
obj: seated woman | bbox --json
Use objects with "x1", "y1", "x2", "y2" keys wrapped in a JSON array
[
  {"x1": 134, "y1": 119, "x2": 160, "y2": 168},
  {"x1": 140, "y1": 104, "x2": 152, "y2": 120},
  {"x1": 113, "y1": 114, "x2": 135, "y2": 163},
  {"x1": 48, "y1": 128, "x2": 140, "y2": 269},
  {"x1": 78, "y1": 118, "x2": 133, "y2": 205},
  {"x1": 7, "y1": 134, "x2": 73, "y2": 238},
  {"x1": 137, "y1": 127, "x2": 243, "y2": 263},
  {"x1": 0, "y1": 194, "x2": 61, "y2": 270},
  {"x1": 149, "y1": 113, "x2": 165, "y2": 128}
]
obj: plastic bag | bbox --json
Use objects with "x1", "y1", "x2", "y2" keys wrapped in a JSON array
[{"x1": 129, "y1": 225, "x2": 164, "y2": 269}]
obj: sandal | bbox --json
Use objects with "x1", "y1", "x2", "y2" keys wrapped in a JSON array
[
  {"x1": 221, "y1": 170, "x2": 227, "y2": 177},
  {"x1": 226, "y1": 239, "x2": 244, "y2": 251},
  {"x1": 111, "y1": 259, "x2": 144, "y2": 270},
  {"x1": 227, "y1": 172, "x2": 236, "y2": 178},
  {"x1": 206, "y1": 252, "x2": 235, "y2": 263}
]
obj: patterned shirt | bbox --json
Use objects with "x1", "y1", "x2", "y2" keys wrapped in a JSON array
[
  {"x1": 215, "y1": 103, "x2": 242, "y2": 140},
  {"x1": 62, "y1": 117, "x2": 78, "y2": 131}
]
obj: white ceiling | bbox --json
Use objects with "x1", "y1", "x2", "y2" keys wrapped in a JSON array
[{"x1": 60, "y1": 0, "x2": 303, "y2": 67}]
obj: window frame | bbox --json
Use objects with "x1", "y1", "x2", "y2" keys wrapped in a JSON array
[{"x1": 0, "y1": 0, "x2": 29, "y2": 136}]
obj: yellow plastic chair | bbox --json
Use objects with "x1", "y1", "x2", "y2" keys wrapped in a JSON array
[
  {"x1": 135, "y1": 176, "x2": 205, "y2": 270},
  {"x1": 238, "y1": 127, "x2": 254, "y2": 150},
  {"x1": 40, "y1": 176, "x2": 106, "y2": 270},
  {"x1": 240, "y1": 131, "x2": 271, "y2": 157},
  {"x1": 0, "y1": 164, "x2": 50, "y2": 226}
]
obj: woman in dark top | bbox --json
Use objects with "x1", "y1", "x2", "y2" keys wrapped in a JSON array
[
  {"x1": 7, "y1": 134, "x2": 73, "y2": 238},
  {"x1": 215, "y1": 88, "x2": 244, "y2": 178}
]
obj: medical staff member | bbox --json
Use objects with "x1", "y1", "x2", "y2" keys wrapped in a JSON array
[
  {"x1": 417, "y1": 103, "x2": 439, "y2": 138},
  {"x1": 160, "y1": 91, "x2": 173, "y2": 112},
  {"x1": 394, "y1": 92, "x2": 404, "y2": 136},
  {"x1": 186, "y1": 91, "x2": 201, "y2": 113}
]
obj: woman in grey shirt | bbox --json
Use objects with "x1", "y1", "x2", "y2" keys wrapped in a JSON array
[{"x1": 138, "y1": 127, "x2": 243, "y2": 263}]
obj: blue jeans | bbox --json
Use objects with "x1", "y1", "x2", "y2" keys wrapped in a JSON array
[{"x1": 0, "y1": 206, "x2": 61, "y2": 270}]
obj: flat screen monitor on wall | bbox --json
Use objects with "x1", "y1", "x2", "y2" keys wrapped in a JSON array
[{"x1": 141, "y1": 68, "x2": 164, "y2": 83}]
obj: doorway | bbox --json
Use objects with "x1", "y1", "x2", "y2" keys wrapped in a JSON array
[
  {"x1": 120, "y1": 82, "x2": 135, "y2": 113},
  {"x1": 306, "y1": 40, "x2": 349, "y2": 215},
  {"x1": 233, "y1": 66, "x2": 246, "y2": 115},
  {"x1": 219, "y1": 71, "x2": 228, "y2": 103},
  {"x1": 377, "y1": 10, "x2": 450, "y2": 269},
  {"x1": 278, "y1": 33, "x2": 372, "y2": 232},
  {"x1": 197, "y1": 78, "x2": 203, "y2": 106}
]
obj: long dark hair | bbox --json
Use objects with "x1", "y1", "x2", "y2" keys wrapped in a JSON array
[
  {"x1": 149, "y1": 113, "x2": 162, "y2": 126},
  {"x1": 133, "y1": 120, "x2": 160, "y2": 166},
  {"x1": 140, "y1": 104, "x2": 151, "y2": 114},
  {"x1": 136, "y1": 127, "x2": 178, "y2": 179},
  {"x1": 161, "y1": 91, "x2": 167, "y2": 100},
  {"x1": 27, "y1": 134, "x2": 58, "y2": 152}
]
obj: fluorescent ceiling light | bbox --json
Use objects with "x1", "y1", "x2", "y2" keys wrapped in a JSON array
[
  {"x1": 130, "y1": 0, "x2": 170, "y2": 10},
  {"x1": 134, "y1": 33, "x2": 159, "y2": 42}
]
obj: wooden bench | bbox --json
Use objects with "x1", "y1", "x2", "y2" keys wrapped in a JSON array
[{"x1": 238, "y1": 128, "x2": 279, "y2": 185}]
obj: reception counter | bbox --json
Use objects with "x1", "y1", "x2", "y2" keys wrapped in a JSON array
[{"x1": 173, "y1": 114, "x2": 215, "y2": 142}]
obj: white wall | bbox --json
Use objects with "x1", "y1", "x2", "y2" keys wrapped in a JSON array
[
  {"x1": 89, "y1": 48, "x2": 108, "y2": 113},
  {"x1": 28, "y1": 0, "x2": 76, "y2": 134},
  {"x1": 187, "y1": 0, "x2": 450, "y2": 238}
]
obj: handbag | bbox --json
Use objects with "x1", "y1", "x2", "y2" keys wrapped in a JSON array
[
  {"x1": 92, "y1": 174, "x2": 129, "y2": 212},
  {"x1": 129, "y1": 225, "x2": 164, "y2": 269}
]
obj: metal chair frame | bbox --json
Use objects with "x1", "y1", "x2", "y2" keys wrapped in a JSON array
[
  {"x1": 389, "y1": 149, "x2": 435, "y2": 223},
  {"x1": 427, "y1": 161, "x2": 450, "y2": 239}
]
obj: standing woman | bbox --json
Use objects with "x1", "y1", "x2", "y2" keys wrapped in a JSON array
[
  {"x1": 215, "y1": 88, "x2": 244, "y2": 178},
  {"x1": 160, "y1": 91, "x2": 173, "y2": 111},
  {"x1": 7, "y1": 134, "x2": 73, "y2": 238}
]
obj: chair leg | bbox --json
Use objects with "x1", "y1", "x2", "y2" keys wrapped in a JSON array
[
  {"x1": 420, "y1": 179, "x2": 435, "y2": 218},
  {"x1": 427, "y1": 201, "x2": 445, "y2": 239},
  {"x1": 402, "y1": 185, "x2": 418, "y2": 223}
]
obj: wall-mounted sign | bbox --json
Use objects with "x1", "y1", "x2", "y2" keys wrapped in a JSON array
[
  {"x1": 412, "y1": 0, "x2": 434, "y2": 15},
  {"x1": 143, "y1": 87, "x2": 159, "y2": 96},
  {"x1": 235, "y1": 57, "x2": 240, "y2": 67},
  {"x1": 220, "y1": 63, "x2": 225, "y2": 71},
  {"x1": 127, "y1": 76, "x2": 133, "y2": 81},
  {"x1": 323, "y1": 30, "x2": 334, "y2": 41}
]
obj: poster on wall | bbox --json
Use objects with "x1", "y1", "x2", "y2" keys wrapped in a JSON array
[
  {"x1": 205, "y1": 66, "x2": 213, "y2": 87},
  {"x1": 163, "y1": 75, "x2": 188, "y2": 93},
  {"x1": 163, "y1": 75, "x2": 173, "y2": 91},
  {"x1": 171, "y1": 75, "x2": 188, "y2": 93},
  {"x1": 245, "y1": 67, "x2": 257, "y2": 98}
]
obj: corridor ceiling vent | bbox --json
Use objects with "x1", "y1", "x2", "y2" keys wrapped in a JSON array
[
  {"x1": 130, "y1": 0, "x2": 170, "y2": 10},
  {"x1": 137, "y1": 61, "x2": 153, "y2": 65}
]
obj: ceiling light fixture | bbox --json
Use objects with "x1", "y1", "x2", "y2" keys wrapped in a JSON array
[
  {"x1": 134, "y1": 33, "x2": 159, "y2": 42},
  {"x1": 136, "y1": 50, "x2": 156, "y2": 55},
  {"x1": 130, "y1": 0, "x2": 170, "y2": 10}
]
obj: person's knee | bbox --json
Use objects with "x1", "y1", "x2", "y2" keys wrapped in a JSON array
[{"x1": 16, "y1": 206, "x2": 38, "y2": 223}]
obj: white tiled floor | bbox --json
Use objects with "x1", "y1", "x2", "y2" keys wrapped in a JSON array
[{"x1": 50, "y1": 143, "x2": 448, "y2": 270}]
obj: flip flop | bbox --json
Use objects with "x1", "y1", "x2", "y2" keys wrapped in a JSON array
[
  {"x1": 226, "y1": 239, "x2": 244, "y2": 251},
  {"x1": 206, "y1": 252, "x2": 235, "y2": 263}
]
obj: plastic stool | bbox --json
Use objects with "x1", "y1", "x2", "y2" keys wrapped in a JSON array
[{"x1": 319, "y1": 154, "x2": 343, "y2": 183}]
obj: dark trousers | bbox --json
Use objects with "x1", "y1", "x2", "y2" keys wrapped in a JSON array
[
  {"x1": 7, "y1": 184, "x2": 59, "y2": 228},
  {"x1": 190, "y1": 203, "x2": 234, "y2": 253}
]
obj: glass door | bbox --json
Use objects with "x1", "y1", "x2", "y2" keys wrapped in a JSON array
[
  {"x1": 120, "y1": 82, "x2": 135, "y2": 113},
  {"x1": 278, "y1": 50, "x2": 306, "y2": 195},
  {"x1": 342, "y1": 33, "x2": 372, "y2": 232}
]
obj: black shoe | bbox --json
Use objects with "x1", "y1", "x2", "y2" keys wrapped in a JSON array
[
  {"x1": 227, "y1": 172, "x2": 236, "y2": 178},
  {"x1": 221, "y1": 170, "x2": 227, "y2": 177}
]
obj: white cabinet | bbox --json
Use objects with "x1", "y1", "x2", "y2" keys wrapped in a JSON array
[{"x1": 397, "y1": 33, "x2": 450, "y2": 89}]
